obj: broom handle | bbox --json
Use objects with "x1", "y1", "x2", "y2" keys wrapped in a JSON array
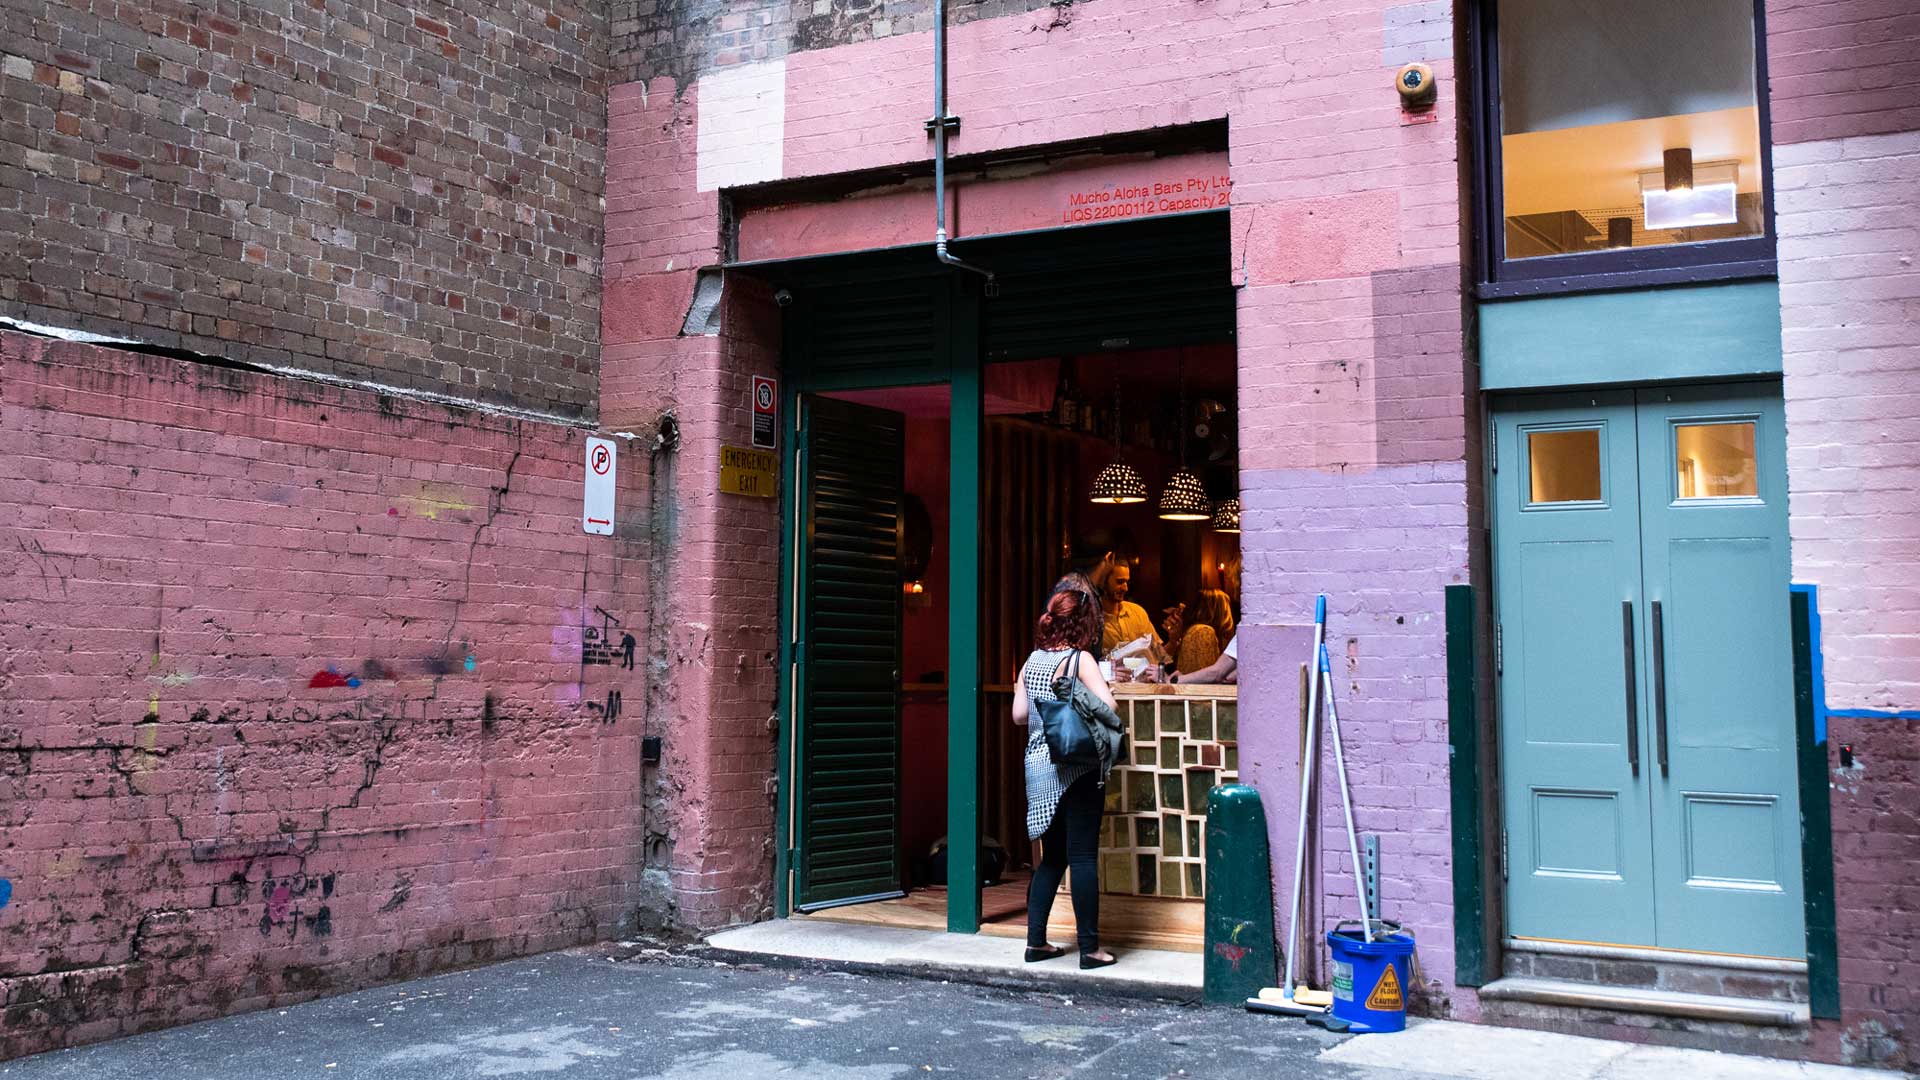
[
  {"x1": 1282, "y1": 595, "x2": 1327, "y2": 996},
  {"x1": 1322, "y1": 641, "x2": 1374, "y2": 943}
]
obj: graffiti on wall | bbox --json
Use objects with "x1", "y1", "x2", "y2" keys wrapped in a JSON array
[
  {"x1": 0, "y1": 878, "x2": 11, "y2": 911},
  {"x1": 581, "y1": 607, "x2": 628, "y2": 666},
  {"x1": 259, "y1": 871, "x2": 337, "y2": 940}
]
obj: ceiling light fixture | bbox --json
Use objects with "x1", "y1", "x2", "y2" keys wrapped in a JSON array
[
  {"x1": 1158, "y1": 351, "x2": 1211, "y2": 522},
  {"x1": 1090, "y1": 362, "x2": 1147, "y2": 505}
]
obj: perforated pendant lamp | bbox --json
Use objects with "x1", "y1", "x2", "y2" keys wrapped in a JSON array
[
  {"x1": 1158, "y1": 469, "x2": 1211, "y2": 521},
  {"x1": 1210, "y1": 497, "x2": 1241, "y2": 533},
  {"x1": 1090, "y1": 364, "x2": 1147, "y2": 504},
  {"x1": 1158, "y1": 351, "x2": 1211, "y2": 521}
]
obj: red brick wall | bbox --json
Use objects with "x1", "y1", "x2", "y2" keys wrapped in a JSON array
[
  {"x1": 1826, "y1": 719, "x2": 1920, "y2": 1068},
  {"x1": 0, "y1": 2, "x2": 607, "y2": 417},
  {"x1": 0, "y1": 331, "x2": 661, "y2": 1058}
]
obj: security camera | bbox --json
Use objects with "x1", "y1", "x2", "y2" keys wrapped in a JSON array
[{"x1": 774, "y1": 288, "x2": 794, "y2": 307}]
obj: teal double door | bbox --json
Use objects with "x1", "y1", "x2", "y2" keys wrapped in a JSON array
[{"x1": 1493, "y1": 382, "x2": 1804, "y2": 958}]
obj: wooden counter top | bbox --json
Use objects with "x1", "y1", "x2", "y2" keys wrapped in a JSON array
[
  {"x1": 980, "y1": 682, "x2": 1236, "y2": 699},
  {"x1": 1113, "y1": 682, "x2": 1237, "y2": 699}
]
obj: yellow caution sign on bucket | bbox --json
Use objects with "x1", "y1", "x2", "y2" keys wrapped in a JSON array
[{"x1": 1365, "y1": 963, "x2": 1404, "y2": 1011}]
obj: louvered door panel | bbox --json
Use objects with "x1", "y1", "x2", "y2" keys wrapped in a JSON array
[{"x1": 794, "y1": 395, "x2": 906, "y2": 909}]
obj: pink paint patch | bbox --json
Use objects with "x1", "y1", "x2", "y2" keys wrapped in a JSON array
[
  {"x1": 387, "y1": 507, "x2": 399, "y2": 516},
  {"x1": 1213, "y1": 941, "x2": 1250, "y2": 971},
  {"x1": 267, "y1": 883, "x2": 292, "y2": 921},
  {"x1": 308, "y1": 671, "x2": 351, "y2": 689},
  {"x1": 1244, "y1": 190, "x2": 1402, "y2": 286}
]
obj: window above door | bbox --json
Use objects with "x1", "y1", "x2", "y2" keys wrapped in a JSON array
[{"x1": 1472, "y1": 0, "x2": 1777, "y2": 297}]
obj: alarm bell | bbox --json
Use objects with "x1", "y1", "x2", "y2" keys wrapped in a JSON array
[{"x1": 1396, "y1": 62, "x2": 1436, "y2": 105}]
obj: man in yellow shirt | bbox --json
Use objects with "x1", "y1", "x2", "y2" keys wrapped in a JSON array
[{"x1": 1093, "y1": 561, "x2": 1163, "y2": 656}]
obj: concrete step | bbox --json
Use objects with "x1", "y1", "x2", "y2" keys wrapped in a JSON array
[
  {"x1": 1502, "y1": 938, "x2": 1810, "y2": 1004},
  {"x1": 706, "y1": 917, "x2": 1203, "y2": 1002},
  {"x1": 1479, "y1": 976, "x2": 1811, "y2": 1027}
]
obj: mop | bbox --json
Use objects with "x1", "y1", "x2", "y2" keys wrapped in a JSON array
[{"x1": 1247, "y1": 594, "x2": 1373, "y2": 1018}]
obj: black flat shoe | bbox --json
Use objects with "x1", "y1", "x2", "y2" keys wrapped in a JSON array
[
  {"x1": 1025, "y1": 945, "x2": 1067, "y2": 963},
  {"x1": 1079, "y1": 952, "x2": 1118, "y2": 970}
]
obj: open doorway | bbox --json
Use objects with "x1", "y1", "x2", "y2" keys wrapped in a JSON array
[
  {"x1": 794, "y1": 344, "x2": 1239, "y2": 953},
  {"x1": 770, "y1": 210, "x2": 1238, "y2": 953}
]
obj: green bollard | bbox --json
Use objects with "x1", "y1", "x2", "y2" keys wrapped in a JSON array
[{"x1": 1204, "y1": 783, "x2": 1280, "y2": 1005}]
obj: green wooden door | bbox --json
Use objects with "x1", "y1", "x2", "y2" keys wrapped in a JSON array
[
  {"x1": 793, "y1": 394, "x2": 907, "y2": 911},
  {"x1": 1494, "y1": 383, "x2": 1804, "y2": 957}
]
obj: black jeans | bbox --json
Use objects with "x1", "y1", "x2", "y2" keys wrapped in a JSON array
[{"x1": 1028, "y1": 773, "x2": 1101, "y2": 954}]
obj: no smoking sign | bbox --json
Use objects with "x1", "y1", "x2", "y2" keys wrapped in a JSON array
[{"x1": 751, "y1": 375, "x2": 777, "y2": 450}]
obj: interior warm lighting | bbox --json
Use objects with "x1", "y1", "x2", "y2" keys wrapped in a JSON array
[
  {"x1": 1090, "y1": 461, "x2": 1148, "y2": 504},
  {"x1": 1158, "y1": 469, "x2": 1211, "y2": 522},
  {"x1": 904, "y1": 580, "x2": 925, "y2": 595},
  {"x1": 1210, "y1": 497, "x2": 1241, "y2": 534},
  {"x1": 1641, "y1": 160, "x2": 1738, "y2": 230}
]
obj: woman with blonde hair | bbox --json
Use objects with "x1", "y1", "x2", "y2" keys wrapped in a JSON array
[{"x1": 1171, "y1": 588, "x2": 1235, "y2": 675}]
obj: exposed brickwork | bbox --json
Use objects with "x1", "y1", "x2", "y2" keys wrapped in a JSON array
[
  {"x1": 0, "y1": 1, "x2": 608, "y2": 417},
  {"x1": 0, "y1": 331, "x2": 665, "y2": 1057},
  {"x1": 1827, "y1": 718, "x2": 1920, "y2": 1069},
  {"x1": 1772, "y1": 60, "x2": 1920, "y2": 1059},
  {"x1": 612, "y1": 0, "x2": 1059, "y2": 88},
  {"x1": 1766, "y1": 0, "x2": 1920, "y2": 145}
]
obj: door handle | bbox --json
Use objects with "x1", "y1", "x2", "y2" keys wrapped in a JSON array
[
  {"x1": 1621, "y1": 600, "x2": 1639, "y2": 776},
  {"x1": 1652, "y1": 599, "x2": 1669, "y2": 777}
]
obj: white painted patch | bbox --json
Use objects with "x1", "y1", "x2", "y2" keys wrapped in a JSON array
[
  {"x1": 380, "y1": 1024, "x2": 619, "y2": 1076},
  {"x1": 696, "y1": 60, "x2": 786, "y2": 192},
  {"x1": 636, "y1": 1049, "x2": 910, "y2": 1080}
]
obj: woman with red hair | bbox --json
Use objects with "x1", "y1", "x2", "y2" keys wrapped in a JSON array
[{"x1": 1011, "y1": 572, "x2": 1119, "y2": 969}]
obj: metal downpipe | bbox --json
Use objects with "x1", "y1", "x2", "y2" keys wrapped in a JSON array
[{"x1": 932, "y1": 0, "x2": 992, "y2": 283}]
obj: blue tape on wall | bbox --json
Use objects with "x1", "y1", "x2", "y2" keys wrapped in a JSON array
[{"x1": 1793, "y1": 583, "x2": 1920, "y2": 743}]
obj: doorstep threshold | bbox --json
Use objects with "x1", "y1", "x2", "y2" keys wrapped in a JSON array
[
  {"x1": 1506, "y1": 937, "x2": 1807, "y2": 974},
  {"x1": 706, "y1": 918, "x2": 1202, "y2": 1001},
  {"x1": 1480, "y1": 976, "x2": 1810, "y2": 1027}
]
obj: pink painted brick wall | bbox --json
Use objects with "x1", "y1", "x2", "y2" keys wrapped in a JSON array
[
  {"x1": 1775, "y1": 128, "x2": 1920, "y2": 713},
  {"x1": 0, "y1": 332, "x2": 660, "y2": 1057},
  {"x1": 602, "y1": 0, "x2": 1475, "y2": 1012},
  {"x1": 1771, "y1": 2, "x2": 1920, "y2": 1060},
  {"x1": 1766, "y1": 0, "x2": 1920, "y2": 145}
]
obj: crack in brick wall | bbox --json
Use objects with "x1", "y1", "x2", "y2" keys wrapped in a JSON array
[{"x1": 0, "y1": 332, "x2": 664, "y2": 1058}]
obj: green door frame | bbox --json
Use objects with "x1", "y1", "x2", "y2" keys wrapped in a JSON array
[{"x1": 773, "y1": 275, "x2": 987, "y2": 933}]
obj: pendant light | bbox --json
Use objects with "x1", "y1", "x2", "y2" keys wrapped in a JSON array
[
  {"x1": 1089, "y1": 362, "x2": 1147, "y2": 505},
  {"x1": 1210, "y1": 497, "x2": 1241, "y2": 534},
  {"x1": 1157, "y1": 352, "x2": 1211, "y2": 522}
]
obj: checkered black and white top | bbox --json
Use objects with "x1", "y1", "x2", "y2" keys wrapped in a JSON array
[{"x1": 1022, "y1": 647, "x2": 1094, "y2": 840}]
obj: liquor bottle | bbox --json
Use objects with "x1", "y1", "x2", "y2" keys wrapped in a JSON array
[{"x1": 1054, "y1": 365, "x2": 1079, "y2": 429}]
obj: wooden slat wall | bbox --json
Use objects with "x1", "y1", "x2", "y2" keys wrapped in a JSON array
[{"x1": 980, "y1": 418, "x2": 1077, "y2": 863}]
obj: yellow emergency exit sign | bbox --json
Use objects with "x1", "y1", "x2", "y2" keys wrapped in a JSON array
[{"x1": 719, "y1": 445, "x2": 778, "y2": 498}]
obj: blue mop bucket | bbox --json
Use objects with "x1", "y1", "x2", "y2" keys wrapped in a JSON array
[{"x1": 1327, "y1": 921, "x2": 1414, "y2": 1033}]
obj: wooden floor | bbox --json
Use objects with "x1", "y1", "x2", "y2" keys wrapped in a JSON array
[{"x1": 801, "y1": 872, "x2": 1206, "y2": 953}]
